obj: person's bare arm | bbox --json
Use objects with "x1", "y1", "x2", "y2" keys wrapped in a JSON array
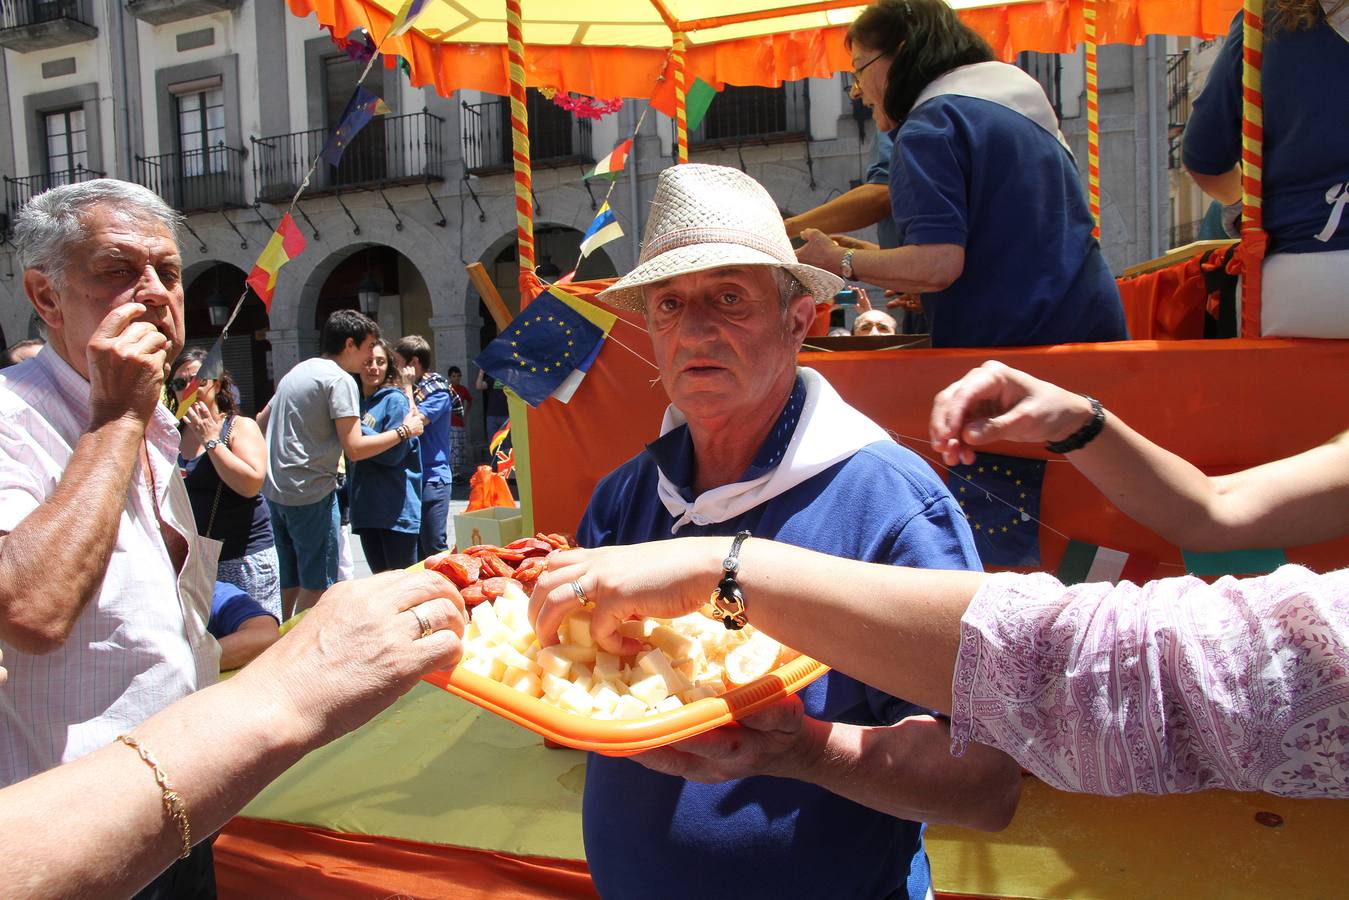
[
  {"x1": 184, "y1": 408, "x2": 267, "y2": 497},
  {"x1": 255, "y1": 400, "x2": 272, "y2": 435},
  {"x1": 929, "y1": 361, "x2": 1349, "y2": 550},
  {"x1": 784, "y1": 184, "x2": 892, "y2": 239},
  {"x1": 797, "y1": 229, "x2": 964, "y2": 294},
  {"x1": 2, "y1": 570, "x2": 465, "y2": 900},
  {"x1": 0, "y1": 303, "x2": 166, "y2": 653},
  {"x1": 1186, "y1": 164, "x2": 1242, "y2": 206},
  {"x1": 335, "y1": 411, "x2": 424, "y2": 462},
  {"x1": 217, "y1": 615, "x2": 281, "y2": 670}
]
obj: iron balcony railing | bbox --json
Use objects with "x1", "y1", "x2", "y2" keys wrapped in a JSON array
[
  {"x1": 0, "y1": 0, "x2": 95, "y2": 29},
  {"x1": 461, "y1": 93, "x2": 593, "y2": 175},
  {"x1": 251, "y1": 109, "x2": 445, "y2": 203},
  {"x1": 3, "y1": 164, "x2": 105, "y2": 230},
  {"x1": 1167, "y1": 50, "x2": 1192, "y2": 170},
  {"x1": 134, "y1": 145, "x2": 247, "y2": 212},
  {"x1": 690, "y1": 82, "x2": 808, "y2": 146}
]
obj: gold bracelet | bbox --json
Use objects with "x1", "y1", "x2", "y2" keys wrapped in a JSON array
[{"x1": 117, "y1": 734, "x2": 192, "y2": 859}]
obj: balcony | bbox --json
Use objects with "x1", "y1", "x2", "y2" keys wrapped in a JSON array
[
  {"x1": 251, "y1": 110, "x2": 445, "y2": 203},
  {"x1": 124, "y1": 0, "x2": 242, "y2": 26},
  {"x1": 0, "y1": 0, "x2": 97, "y2": 52},
  {"x1": 3, "y1": 164, "x2": 105, "y2": 232},
  {"x1": 1167, "y1": 51, "x2": 1191, "y2": 170},
  {"x1": 461, "y1": 92, "x2": 593, "y2": 176},
  {"x1": 134, "y1": 145, "x2": 248, "y2": 213},
  {"x1": 690, "y1": 82, "x2": 809, "y2": 148},
  {"x1": 1017, "y1": 51, "x2": 1063, "y2": 121}
]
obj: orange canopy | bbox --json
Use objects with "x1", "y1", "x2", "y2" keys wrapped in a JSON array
[{"x1": 289, "y1": 0, "x2": 1242, "y2": 102}]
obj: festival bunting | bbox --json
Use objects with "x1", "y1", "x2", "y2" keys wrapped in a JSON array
[
  {"x1": 685, "y1": 78, "x2": 717, "y2": 131},
  {"x1": 1057, "y1": 540, "x2": 1158, "y2": 586},
  {"x1": 474, "y1": 289, "x2": 613, "y2": 407},
  {"x1": 586, "y1": 140, "x2": 632, "y2": 180},
  {"x1": 1182, "y1": 547, "x2": 1288, "y2": 576},
  {"x1": 386, "y1": 0, "x2": 430, "y2": 37},
  {"x1": 579, "y1": 202, "x2": 623, "y2": 259},
  {"x1": 320, "y1": 87, "x2": 391, "y2": 168},
  {"x1": 245, "y1": 213, "x2": 307, "y2": 309},
  {"x1": 948, "y1": 452, "x2": 1045, "y2": 568}
]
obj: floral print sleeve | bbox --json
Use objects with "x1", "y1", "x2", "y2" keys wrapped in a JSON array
[{"x1": 950, "y1": 566, "x2": 1349, "y2": 798}]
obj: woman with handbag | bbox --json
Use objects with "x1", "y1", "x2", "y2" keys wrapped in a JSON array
[{"x1": 170, "y1": 349, "x2": 281, "y2": 619}]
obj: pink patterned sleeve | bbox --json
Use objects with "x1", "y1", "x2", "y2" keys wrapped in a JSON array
[{"x1": 950, "y1": 566, "x2": 1349, "y2": 798}]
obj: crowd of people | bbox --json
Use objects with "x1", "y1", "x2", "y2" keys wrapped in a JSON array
[{"x1": 0, "y1": 0, "x2": 1345, "y2": 896}]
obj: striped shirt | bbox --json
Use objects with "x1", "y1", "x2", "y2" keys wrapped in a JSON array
[{"x1": 0, "y1": 347, "x2": 219, "y2": 787}]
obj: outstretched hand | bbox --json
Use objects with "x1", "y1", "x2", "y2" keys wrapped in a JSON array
[{"x1": 929, "y1": 360, "x2": 1097, "y2": 465}]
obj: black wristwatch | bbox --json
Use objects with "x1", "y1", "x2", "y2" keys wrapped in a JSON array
[
  {"x1": 709, "y1": 531, "x2": 751, "y2": 630},
  {"x1": 1045, "y1": 396, "x2": 1106, "y2": 454}
]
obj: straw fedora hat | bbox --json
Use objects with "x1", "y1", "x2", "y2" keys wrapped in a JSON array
[{"x1": 596, "y1": 164, "x2": 844, "y2": 311}]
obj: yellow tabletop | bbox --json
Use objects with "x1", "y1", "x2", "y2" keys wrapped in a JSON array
[{"x1": 243, "y1": 683, "x2": 1348, "y2": 897}]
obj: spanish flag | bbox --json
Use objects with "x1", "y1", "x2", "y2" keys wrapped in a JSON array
[{"x1": 245, "y1": 213, "x2": 306, "y2": 310}]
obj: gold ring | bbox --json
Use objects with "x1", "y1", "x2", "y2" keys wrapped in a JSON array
[
  {"x1": 571, "y1": 580, "x2": 595, "y2": 611},
  {"x1": 412, "y1": 607, "x2": 434, "y2": 639}
]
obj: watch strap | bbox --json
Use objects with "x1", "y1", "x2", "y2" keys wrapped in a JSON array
[{"x1": 1045, "y1": 396, "x2": 1106, "y2": 454}]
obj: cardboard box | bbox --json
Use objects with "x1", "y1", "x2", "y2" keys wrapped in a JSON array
[{"x1": 453, "y1": 506, "x2": 524, "y2": 550}]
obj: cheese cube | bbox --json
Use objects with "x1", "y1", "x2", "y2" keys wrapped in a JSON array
[
  {"x1": 571, "y1": 671, "x2": 593, "y2": 694},
  {"x1": 590, "y1": 684, "x2": 622, "y2": 717},
  {"x1": 541, "y1": 672, "x2": 572, "y2": 700},
  {"x1": 593, "y1": 651, "x2": 621, "y2": 681},
  {"x1": 628, "y1": 673, "x2": 670, "y2": 706},
  {"x1": 536, "y1": 647, "x2": 574, "y2": 678},
  {"x1": 565, "y1": 613, "x2": 595, "y2": 649},
  {"x1": 613, "y1": 694, "x2": 649, "y2": 720},
  {"x1": 556, "y1": 644, "x2": 597, "y2": 664},
  {"x1": 655, "y1": 695, "x2": 684, "y2": 713},
  {"x1": 636, "y1": 648, "x2": 691, "y2": 695},
  {"x1": 618, "y1": 619, "x2": 658, "y2": 641},
  {"x1": 679, "y1": 684, "x2": 720, "y2": 703},
  {"x1": 460, "y1": 653, "x2": 495, "y2": 679},
  {"x1": 649, "y1": 624, "x2": 699, "y2": 663},
  {"x1": 508, "y1": 670, "x2": 543, "y2": 698},
  {"x1": 494, "y1": 644, "x2": 535, "y2": 673},
  {"x1": 471, "y1": 602, "x2": 509, "y2": 645},
  {"x1": 557, "y1": 682, "x2": 595, "y2": 715}
]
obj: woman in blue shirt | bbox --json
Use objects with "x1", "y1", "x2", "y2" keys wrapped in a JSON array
[
  {"x1": 797, "y1": 0, "x2": 1127, "y2": 348},
  {"x1": 349, "y1": 340, "x2": 422, "y2": 572},
  {"x1": 1183, "y1": 0, "x2": 1349, "y2": 337}
]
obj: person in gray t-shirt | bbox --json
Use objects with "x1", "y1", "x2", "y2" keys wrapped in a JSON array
[{"x1": 260, "y1": 310, "x2": 425, "y2": 617}]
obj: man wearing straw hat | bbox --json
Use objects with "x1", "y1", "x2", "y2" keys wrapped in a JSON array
[{"x1": 573, "y1": 164, "x2": 1021, "y2": 899}]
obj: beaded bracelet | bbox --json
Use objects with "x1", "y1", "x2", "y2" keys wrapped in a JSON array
[
  {"x1": 1045, "y1": 396, "x2": 1106, "y2": 454},
  {"x1": 117, "y1": 734, "x2": 192, "y2": 859}
]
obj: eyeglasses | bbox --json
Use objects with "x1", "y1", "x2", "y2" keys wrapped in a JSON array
[{"x1": 850, "y1": 53, "x2": 886, "y2": 91}]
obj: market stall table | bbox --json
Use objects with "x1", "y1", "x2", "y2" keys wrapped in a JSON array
[{"x1": 216, "y1": 680, "x2": 1349, "y2": 898}]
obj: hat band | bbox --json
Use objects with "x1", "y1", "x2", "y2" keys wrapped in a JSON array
[{"x1": 640, "y1": 226, "x2": 791, "y2": 267}]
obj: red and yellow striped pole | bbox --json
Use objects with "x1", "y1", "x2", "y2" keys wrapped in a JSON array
[
  {"x1": 672, "y1": 32, "x2": 689, "y2": 164},
  {"x1": 1239, "y1": 0, "x2": 1268, "y2": 338},
  {"x1": 1084, "y1": 0, "x2": 1101, "y2": 238},
  {"x1": 505, "y1": 0, "x2": 536, "y2": 296}
]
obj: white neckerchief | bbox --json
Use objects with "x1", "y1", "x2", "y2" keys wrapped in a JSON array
[
  {"x1": 1325, "y1": 0, "x2": 1349, "y2": 41},
  {"x1": 654, "y1": 367, "x2": 892, "y2": 534},
  {"x1": 911, "y1": 60, "x2": 1071, "y2": 154}
]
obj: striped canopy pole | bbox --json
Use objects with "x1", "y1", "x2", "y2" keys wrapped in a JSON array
[
  {"x1": 1239, "y1": 0, "x2": 1268, "y2": 338},
  {"x1": 673, "y1": 32, "x2": 689, "y2": 164},
  {"x1": 1084, "y1": 0, "x2": 1101, "y2": 238},
  {"x1": 505, "y1": 0, "x2": 536, "y2": 297}
]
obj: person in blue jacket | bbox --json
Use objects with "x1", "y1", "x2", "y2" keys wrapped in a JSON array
[
  {"x1": 1183, "y1": 0, "x2": 1349, "y2": 337},
  {"x1": 393, "y1": 335, "x2": 458, "y2": 556},
  {"x1": 797, "y1": 0, "x2": 1128, "y2": 348},
  {"x1": 349, "y1": 339, "x2": 422, "y2": 572}
]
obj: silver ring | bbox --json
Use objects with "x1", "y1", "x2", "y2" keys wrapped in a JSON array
[
  {"x1": 571, "y1": 580, "x2": 595, "y2": 611},
  {"x1": 411, "y1": 607, "x2": 434, "y2": 639}
]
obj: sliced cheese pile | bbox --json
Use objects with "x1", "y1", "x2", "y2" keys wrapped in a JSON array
[{"x1": 458, "y1": 582, "x2": 798, "y2": 719}]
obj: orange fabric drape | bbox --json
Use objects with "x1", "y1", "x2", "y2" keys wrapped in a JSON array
[
  {"x1": 215, "y1": 817, "x2": 598, "y2": 899},
  {"x1": 524, "y1": 333, "x2": 1349, "y2": 577},
  {"x1": 1116, "y1": 259, "x2": 1211, "y2": 341},
  {"x1": 289, "y1": 0, "x2": 1242, "y2": 101}
]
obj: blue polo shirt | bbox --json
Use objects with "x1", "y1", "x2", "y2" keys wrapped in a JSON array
[
  {"x1": 415, "y1": 380, "x2": 455, "y2": 486},
  {"x1": 889, "y1": 97, "x2": 1127, "y2": 347},
  {"x1": 208, "y1": 581, "x2": 277, "y2": 640},
  {"x1": 867, "y1": 126, "x2": 900, "y2": 250},
  {"x1": 578, "y1": 377, "x2": 981, "y2": 900},
  {"x1": 349, "y1": 386, "x2": 422, "y2": 534},
  {"x1": 1183, "y1": 11, "x2": 1349, "y2": 255}
]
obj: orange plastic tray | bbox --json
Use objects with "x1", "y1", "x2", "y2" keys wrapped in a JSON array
[{"x1": 423, "y1": 653, "x2": 828, "y2": 756}]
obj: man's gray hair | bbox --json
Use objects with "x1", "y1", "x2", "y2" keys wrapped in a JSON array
[
  {"x1": 13, "y1": 179, "x2": 183, "y2": 285},
  {"x1": 774, "y1": 268, "x2": 807, "y2": 310}
]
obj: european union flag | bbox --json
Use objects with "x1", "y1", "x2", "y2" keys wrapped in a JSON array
[
  {"x1": 947, "y1": 452, "x2": 1045, "y2": 569},
  {"x1": 474, "y1": 290, "x2": 605, "y2": 407},
  {"x1": 320, "y1": 87, "x2": 390, "y2": 168}
]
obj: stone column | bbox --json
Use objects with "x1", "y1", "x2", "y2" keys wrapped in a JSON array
[{"x1": 265, "y1": 328, "x2": 314, "y2": 382}]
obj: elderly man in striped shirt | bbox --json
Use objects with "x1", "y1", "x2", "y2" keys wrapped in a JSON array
[{"x1": 0, "y1": 180, "x2": 219, "y2": 894}]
